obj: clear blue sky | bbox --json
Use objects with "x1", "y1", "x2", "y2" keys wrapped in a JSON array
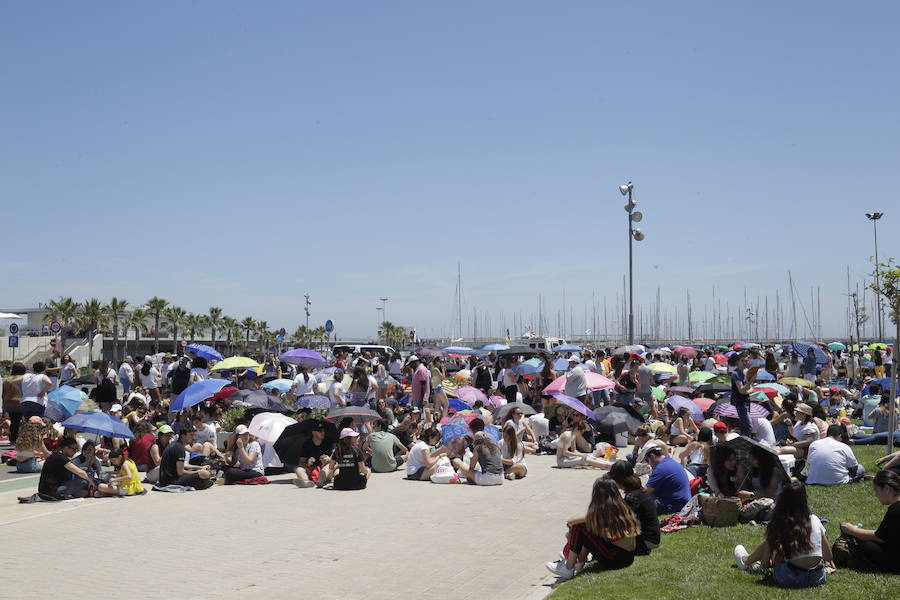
[{"x1": 2, "y1": 2, "x2": 897, "y2": 342}]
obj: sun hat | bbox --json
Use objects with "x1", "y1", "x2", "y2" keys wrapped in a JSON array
[
  {"x1": 713, "y1": 421, "x2": 728, "y2": 433},
  {"x1": 157, "y1": 424, "x2": 174, "y2": 435},
  {"x1": 795, "y1": 403, "x2": 814, "y2": 416},
  {"x1": 339, "y1": 428, "x2": 359, "y2": 439},
  {"x1": 128, "y1": 392, "x2": 147, "y2": 405},
  {"x1": 235, "y1": 424, "x2": 250, "y2": 435}
]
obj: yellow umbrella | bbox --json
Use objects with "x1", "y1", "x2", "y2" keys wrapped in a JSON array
[
  {"x1": 210, "y1": 356, "x2": 263, "y2": 372},
  {"x1": 779, "y1": 377, "x2": 812, "y2": 388},
  {"x1": 647, "y1": 362, "x2": 677, "y2": 374}
]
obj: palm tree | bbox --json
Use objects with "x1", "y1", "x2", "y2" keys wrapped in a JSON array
[
  {"x1": 380, "y1": 321, "x2": 406, "y2": 350},
  {"x1": 184, "y1": 313, "x2": 204, "y2": 343},
  {"x1": 145, "y1": 297, "x2": 168, "y2": 354},
  {"x1": 221, "y1": 316, "x2": 238, "y2": 354},
  {"x1": 312, "y1": 326, "x2": 327, "y2": 351},
  {"x1": 44, "y1": 297, "x2": 80, "y2": 358},
  {"x1": 124, "y1": 308, "x2": 147, "y2": 357},
  {"x1": 207, "y1": 306, "x2": 223, "y2": 350},
  {"x1": 164, "y1": 306, "x2": 188, "y2": 354},
  {"x1": 77, "y1": 298, "x2": 108, "y2": 363},
  {"x1": 106, "y1": 297, "x2": 129, "y2": 364},
  {"x1": 255, "y1": 320, "x2": 269, "y2": 353},
  {"x1": 240, "y1": 317, "x2": 256, "y2": 346},
  {"x1": 292, "y1": 325, "x2": 311, "y2": 348}
]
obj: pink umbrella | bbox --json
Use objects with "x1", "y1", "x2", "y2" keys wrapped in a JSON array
[
  {"x1": 439, "y1": 411, "x2": 481, "y2": 425},
  {"x1": 453, "y1": 386, "x2": 488, "y2": 406},
  {"x1": 542, "y1": 372, "x2": 615, "y2": 395},
  {"x1": 488, "y1": 395, "x2": 507, "y2": 408},
  {"x1": 692, "y1": 397, "x2": 716, "y2": 412},
  {"x1": 674, "y1": 346, "x2": 697, "y2": 358}
]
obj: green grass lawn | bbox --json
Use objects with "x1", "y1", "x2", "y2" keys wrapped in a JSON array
[{"x1": 550, "y1": 446, "x2": 898, "y2": 600}]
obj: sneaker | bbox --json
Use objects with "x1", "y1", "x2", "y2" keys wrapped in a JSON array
[
  {"x1": 733, "y1": 545, "x2": 749, "y2": 570},
  {"x1": 295, "y1": 480, "x2": 315, "y2": 488},
  {"x1": 545, "y1": 560, "x2": 575, "y2": 580},
  {"x1": 747, "y1": 561, "x2": 763, "y2": 573},
  {"x1": 505, "y1": 472, "x2": 516, "y2": 481}
]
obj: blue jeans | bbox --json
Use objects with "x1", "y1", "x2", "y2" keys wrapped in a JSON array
[
  {"x1": 120, "y1": 377, "x2": 131, "y2": 395},
  {"x1": 16, "y1": 457, "x2": 41, "y2": 473},
  {"x1": 851, "y1": 432, "x2": 900, "y2": 445},
  {"x1": 732, "y1": 400, "x2": 752, "y2": 437},
  {"x1": 55, "y1": 478, "x2": 88, "y2": 498},
  {"x1": 772, "y1": 562, "x2": 826, "y2": 588},
  {"x1": 618, "y1": 393, "x2": 635, "y2": 406}
]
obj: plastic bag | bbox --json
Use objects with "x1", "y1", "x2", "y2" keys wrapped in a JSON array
[{"x1": 430, "y1": 456, "x2": 459, "y2": 484}]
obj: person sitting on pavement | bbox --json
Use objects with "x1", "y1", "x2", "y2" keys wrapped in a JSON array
[
  {"x1": 189, "y1": 413, "x2": 225, "y2": 462},
  {"x1": 503, "y1": 406, "x2": 539, "y2": 454},
  {"x1": 128, "y1": 420, "x2": 157, "y2": 473},
  {"x1": 293, "y1": 420, "x2": 335, "y2": 488},
  {"x1": 644, "y1": 445, "x2": 691, "y2": 513},
  {"x1": 145, "y1": 424, "x2": 173, "y2": 484},
  {"x1": 806, "y1": 424, "x2": 864, "y2": 485},
  {"x1": 608, "y1": 460, "x2": 660, "y2": 555},
  {"x1": 158, "y1": 424, "x2": 214, "y2": 490},
  {"x1": 545, "y1": 478, "x2": 641, "y2": 581},
  {"x1": 500, "y1": 423, "x2": 528, "y2": 480},
  {"x1": 556, "y1": 415, "x2": 608, "y2": 469},
  {"x1": 734, "y1": 480, "x2": 832, "y2": 588},
  {"x1": 840, "y1": 469, "x2": 900, "y2": 573},
  {"x1": 405, "y1": 427, "x2": 449, "y2": 481},
  {"x1": 224, "y1": 425, "x2": 264, "y2": 484},
  {"x1": 668, "y1": 407, "x2": 699, "y2": 447},
  {"x1": 363, "y1": 419, "x2": 408, "y2": 473},
  {"x1": 318, "y1": 428, "x2": 370, "y2": 490},
  {"x1": 37, "y1": 437, "x2": 94, "y2": 499},
  {"x1": 96, "y1": 448, "x2": 144, "y2": 496},
  {"x1": 15, "y1": 418, "x2": 51, "y2": 473},
  {"x1": 452, "y1": 430, "x2": 504, "y2": 486},
  {"x1": 71, "y1": 440, "x2": 104, "y2": 486}
]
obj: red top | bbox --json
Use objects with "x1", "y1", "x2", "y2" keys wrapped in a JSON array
[{"x1": 129, "y1": 433, "x2": 156, "y2": 468}]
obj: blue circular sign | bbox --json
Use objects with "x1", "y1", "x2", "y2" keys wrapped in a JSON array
[
  {"x1": 8, "y1": 323, "x2": 18, "y2": 334},
  {"x1": 325, "y1": 320, "x2": 334, "y2": 333}
]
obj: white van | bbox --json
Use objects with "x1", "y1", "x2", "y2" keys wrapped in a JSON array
[
  {"x1": 513, "y1": 337, "x2": 567, "y2": 351},
  {"x1": 332, "y1": 344, "x2": 395, "y2": 358}
]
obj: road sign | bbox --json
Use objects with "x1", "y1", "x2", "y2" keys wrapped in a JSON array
[
  {"x1": 8, "y1": 323, "x2": 18, "y2": 334},
  {"x1": 325, "y1": 320, "x2": 334, "y2": 333},
  {"x1": 276, "y1": 334, "x2": 284, "y2": 343},
  {"x1": 50, "y1": 321, "x2": 61, "y2": 333},
  {"x1": 8, "y1": 336, "x2": 18, "y2": 348}
]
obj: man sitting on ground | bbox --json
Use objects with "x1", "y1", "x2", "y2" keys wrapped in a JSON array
[
  {"x1": 158, "y1": 424, "x2": 214, "y2": 489},
  {"x1": 293, "y1": 420, "x2": 334, "y2": 488},
  {"x1": 38, "y1": 437, "x2": 95, "y2": 499},
  {"x1": 364, "y1": 419, "x2": 408, "y2": 473},
  {"x1": 644, "y1": 445, "x2": 691, "y2": 514},
  {"x1": 806, "y1": 424, "x2": 864, "y2": 485}
]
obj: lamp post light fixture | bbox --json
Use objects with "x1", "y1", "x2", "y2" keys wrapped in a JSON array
[
  {"x1": 304, "y1": 294, "x2": 311, "y2": 329},
  {"x1": 866, "y1": 212, "x2": 884, "y2": 341},
  {"x1": 620, "y1": 182, "x2": 645, "y2": 345},
  {"x1": 380, "y1": 297, "x2": 389, "y2": 324}
]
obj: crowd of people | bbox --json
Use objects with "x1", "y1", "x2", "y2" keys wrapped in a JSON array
[{"x1": 1, "y1": 340, "x2": 898, "y2": 588}]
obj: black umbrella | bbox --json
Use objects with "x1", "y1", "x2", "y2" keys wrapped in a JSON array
[
  {"x1": 273, "y1": 419, "x2": 337, "y2": 465},
  {"x1": 722, "y1": 435, "x2": 789, "y2": 488},
  {"x1": 324, "y1": 406, "x2": 381, "y2": 426},
  {"x1": 232, "y1": 389, "x2": 291, "y2": 412},
  {"x1": 61, "y1": 375, "x2": 97, "y2": 387},
  {"x1": 497, "y1": 346, "x2": 543, "y2": 357},
  {"x1": 693, "y1": 381, "x2": 731, "y2": 394},
  {"x1": 592, "y1": 405, "x2": 644, "y2": 443},
  {"x1": 491, "y1": 401, "x2": 537, "y2": 422}
]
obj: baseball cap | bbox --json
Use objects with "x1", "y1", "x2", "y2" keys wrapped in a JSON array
[
  {"x1": 713, "y1": 421, "x2": 728, "y2": 433},
  {"x1": 111, "y1": 403, "x2": 123, "y2": 412},
  {"x1": 235, "y1": 424, "x2": 250, "y2": 435},
  {"x1": 406, "y1": 355, "x2": 420, "y2": 363},
  {"x1": 157, "y1": 424, "x2": 174, "y2": 435},
  {"x1": 340, "y1": 427, "x2": 359, "y2": 439}
]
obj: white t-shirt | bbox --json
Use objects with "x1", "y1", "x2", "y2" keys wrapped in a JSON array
[
  {"x1": 790, "y1": 515, "x2": 827, "y2": 560},
  {"x1": 21, "y1": 373, "x2": 50, "y2": 407},
  {"x1": 806, "y1": 437, "x2": 859, "y2": 485},
  {"x1": 564, "y1": 366, "x2": 587, "y2": 398},
  {"x1": 406, "y1": 441, "x2": 430, "y2": 475},
  {"x1": 389, "y1": 359, "x2": 403, "y2": 376},
  {"x1": 194, "y1": 423, "x2": 217, "y2": 445},
  {"x1": 792, "y1": 421, "x2": 819, "y2": 443},
  {"x1": 190, "y1": 368, "x2": 208, "y2": 382},
  {"x1": 293, "y1": 374, "x2": 316, "y2": 396},
  {"x1": 752, "y1": 417, "x2": 776, "y2": 446},
  {"x1": 60, "y1": 362, "x2": 77, "y2": 381},
  {"x1": 119, "y1": 363, "x2": 134, "y2": 382},
  {"x1": 328, "y1": 381, "x2": 345, "y2": 408},
  {"x1": 500, "y1": 438, "x2": 526, "y2": 465},
  {"x1": 238, "y1": 440, "x2": 264, "y2": 473},
  {"x1": 704, "y1": 357, "x2": 717, "y2": 372},
  {"x1": 140, "y1": 366, "x2": 161, "y2": 390}
]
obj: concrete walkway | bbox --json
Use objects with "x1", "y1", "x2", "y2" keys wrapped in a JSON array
[{"x1": 0, "y1": 454, "x2": 607, "y2": 599}]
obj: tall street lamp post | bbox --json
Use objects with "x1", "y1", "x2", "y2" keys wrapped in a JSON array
[
  {"x1": 620, "y1": 182, "x2": 645, "y2": 345},
  {"x1": 866, "y1": 212, "x2": 884, "y2": 340}
]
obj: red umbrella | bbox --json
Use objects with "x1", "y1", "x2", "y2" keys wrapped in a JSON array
[
  {"x1": 712, "y1": 354, "x2": 728, "y2": 365},
  {"x1": 210, "y1": 386, "x2": 238, "y2": 401},
  {"x1": 752, "y1": 387, "x2": 778, "y2": 400},
  {"x1": 692, "y1": 397, "x2": 716, "y2": 412},
  {"x1": 674, "y1": 346, "x2": 697, "y2": 358}
]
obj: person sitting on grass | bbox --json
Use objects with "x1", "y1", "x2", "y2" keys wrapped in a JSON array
[
  {"x1": 224, "y1": 425, "x2": 264, "y2": 484},
  {"x1": 644, "y1": 445, "x2": 691, "y2": 513},
  {"x1": 734, "y1": 479, "x2": 832, "y2": 588},
  {"x1": 500, "y1": 423, "x2": 527, "y2": 480},
  {"x1": 608, "y1": 460, "x2": 660, "y2": 555},
  {"x1": 405, "y1": 427, "x2": 448, "y2": 481},
  {"x1": 556, "y1": 416, "x2": 608, "y2": 469},
  {"x1": 806, "y1": 424, "x2": 864, "y2": 485},
  {"x1": 874, "y1": 449, "x2": 900, "y2": 477},
  {"x1": 839, "y1": 469, "x2": 900, "y2": 573},
  {"x1": 318, "y1": 428, "x2": 370, "y2": 490},
  {"x1": 452, "y1": 431, "x2": 504, "y2": 486},
  {"x1": 158, "y1": 424, "x2": 214, "y2": 490},
  {"x1": 707, "y1": 445, "x2": 740, "y2": 498},
  {"x1": 680, "y1": 426, "x2": 712, "y2": 477},
  {"x1": 545, "y1": 478, "x2": 641, "y2": 581},
  {"x1": 363, "y1": 419, "x2": 408, "y2": 473},
  {"x1": 96, "y1": 448, "x2": 144, "y2": 496},
  {"x1": 37, "y1": 437, "x2": 94, "y2": 499}
]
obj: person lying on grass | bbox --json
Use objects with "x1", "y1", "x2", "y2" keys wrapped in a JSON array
[{"x1": 545, "y1": 478, "x2": 640, "y2": 581}]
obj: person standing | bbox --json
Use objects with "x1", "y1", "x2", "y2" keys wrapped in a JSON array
[
  {"x1": 20, "y1": 361, "x2": 52, "y2": 421},
  {"x1": 730, "y1": 353, "x2": 754, "y2": 437},
  {"x1": 408, "y1": 356, "x2": 430, "y2": 410},
  {"x1": 802, "y1": 348, "x2": 818, "y2": 382},
  {"x1": 2, "y1": 362, "x2": 25, "y2": 443},
  {"x1": 118, "y1": 357, "x2": 134, "y2": 396}
]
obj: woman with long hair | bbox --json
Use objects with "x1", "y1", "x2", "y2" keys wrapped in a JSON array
[
  {"x1": 748, "y1": 445, "x2": 783, "y2": 500},
  {"x1": 430, "y1": 357, "x2": 449, "y2": 420},
  {"x1": 679, "y1": 426, "x2": 712, "y2": 477},
  {"x1": 347, "y1": 366, "x2": 370, "y2": 407},
  {"x1": 734, "y1": 480, "x2": 831, "y2": 587},
  {"x1": 608, "y1": 460, "x2": 660, "y2": 555},
  {"x1": 292, "y1": 365, "x2": 316, "y2": 399},
  {"x1": 546, "y1": 478, "x2": 641, "y2": 580},
  {"x1": 500, "y1": 423, "x2": 527, "y2": 480},
  {"x1": 840, "y1": 469, "x2": 900, "y2": 573},
  {"x1": 669, "y1": 406, "x2": 699, "y2": 447},
  {"x1": 452, "y1": 431, "x2": 504, "y2": 486},
  {"x1": 15, "y1": 418, "x2": 51, "y2": 473},
  {"x1": 139, "y1": 356, "x2": 162, "y2": 404},
  {"x1": 708, "y1": 445, "x2": 740, "y2": 497},
  {"x1": 188, "y1": 356, "x2": 209, "y2": 385}
]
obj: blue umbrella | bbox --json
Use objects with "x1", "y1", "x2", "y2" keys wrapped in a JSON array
[
  {"x1": 62, "y1": 411, "x2": 134, "y2": 439},
  {"x1": 186, "y1": 343, "x2": 224, "y2": 361},
  {"x1": 171, "y1": 379, "x2": 230, "y2": 412},
  {"x1": 552, "y1": 344, "x2": 582, "y2": 353},
  {"x1": 666, "y1": 395, "x2": 704, "y2": 421},
  {"x1": 448, "y1": 398, "x2": 469, "y2": 412},
  {"x1": 441, "y1": 423, "x2": 470, "y2": 445},
  {"x1": 279, "y1": 348, "x2": 328, "y2": 368},
  {"x1": 861, "y1": 377, "x2": 891, "y2": 396},
  {"x1": 481, "y1": 343, "x2": 509, "y2": 351},
  {"x1": 753, "y1": 369, "x2": 776, "y2": 381},
  {"x1": 791, "y1": 341, "x2": 827, "y2": 364},
  {"x1": 296, "y1": 395, "x2": 331, "y2": 409},
  {"x1": 261, "y1": 378, "x2": 293, "y2": 394},
  {"x1": 553, "y1": 358, "x2": 570, "y2": 371},
  {"x1": 45, "y1": 385, "x2": 84, "y2": 420},
  {"x1": 443, "y1": 346, "x2": 478, "y2": 355},
  {"x1": 514, "y1": 362, "x2": 543, "y2": 376}
]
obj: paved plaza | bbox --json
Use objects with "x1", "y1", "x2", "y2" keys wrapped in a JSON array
[{"x1": 0, "y1": 454, "x2": 605, "y2": 600}]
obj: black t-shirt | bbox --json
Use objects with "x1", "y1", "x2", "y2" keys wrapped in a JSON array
[
  {"x1": 875, "y1": 500, "x2": 900, "y2": 554},
  {"x1": 730, "y1": 370, "x2": 749, "y2": 404},
  {"x1": 299, "y1": 439, "x2": 334, "y2": 468},
  {"x1": 159, "y1": 441, "x2": 186, "y2": 486},
  {"x1": 625, "y1": 489, "x2": 661, "y2": 554},
  {"x1": 333, "y1": 447, "x2": 366, "y2": 489},
  {"x1": 38, "y1": 452, "x2": 71, "y2": 497},
  {"x1": 170, "y1": 367, "x2": 191, "y2": 395}
]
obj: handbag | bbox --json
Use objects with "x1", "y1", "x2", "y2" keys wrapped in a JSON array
[
  {"x1": 831, "y1": 533, "x2": 859, "y2": 568},
  {"x1": 700, "y1": 496, "x2": 740, "y2": 527}
]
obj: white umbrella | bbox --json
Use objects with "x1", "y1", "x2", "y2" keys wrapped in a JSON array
[{"x1": 247, "y1": 412, "x2": 296, "y2": 443}]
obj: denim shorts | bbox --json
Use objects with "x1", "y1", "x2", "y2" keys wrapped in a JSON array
[
  {"x1": 432, "y1": 387, "x2": 444, "y2": 395},
  {"x1": 773, "y1": 562, "x2": 826, "y2": 588}
]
